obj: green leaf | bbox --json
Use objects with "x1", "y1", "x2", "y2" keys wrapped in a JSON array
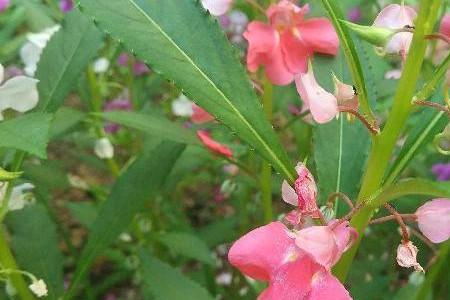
[
  {"x1": 66, "y1": 142, "x2": 185, "y2": 298},
  {"x1": 77, "y1": 0, "x2": 295, "y2": 182},
  {"x1": 157, "y1": 232, "x2": 214, "y2": 266},
  {"x1": 0, "y1": 113, "x2": 52, "y2": 158},
  {"x1": 7, "y1": 204, "x2": 65, "y2": 299},
  {"x1": 139, "y1": 252, "x2": 215, "y2": 300},
  {"x1": 67, "y1": 202, "x2": 98, "y2": 229},
  {"x1": 313, "y1": 118, "x2": 371, "y2": 207},
  {"x1": 95, "y1": 111, "x2": 199, "y2": 145},
  {"x1": 320, "y1": 0, "x2": 373, "y2": 121},
  {"x1": 385, "y1": 110, "x2": 447, "y2": 185},
  {"x1": 35, "y1": 9, "x2": 103, "y2": 113},
  {"x1": 50, "y1": 107, "x2": 86, "y2": 138},
  {"x1": 373, "y1": 178, "x2": 450, "y2": 207}
]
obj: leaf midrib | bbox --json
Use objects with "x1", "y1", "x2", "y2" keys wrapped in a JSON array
[{"x1": 125, "y1": 0, "x2": 294, "y2": 182}]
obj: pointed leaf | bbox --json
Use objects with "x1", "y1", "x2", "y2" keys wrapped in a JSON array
[{"x1": 77, "y1": 0, "x2": 295, "y2": 182}]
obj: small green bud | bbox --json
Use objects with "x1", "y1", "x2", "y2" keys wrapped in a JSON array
[
  {"x1": 340, "y1": 19, "x2": 396, "y2": 48},
  {"x1": 0, "y1": 167, "x2": 22, "y2": 181}
]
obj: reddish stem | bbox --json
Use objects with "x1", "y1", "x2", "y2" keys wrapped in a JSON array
[
  {"x1": 425, "y1": 33, "x2": 450, "y2": 45},
  {"x1": 413, "y1": 100, "x2": 450, "y2": 118},
  {"x1": 338, "y1": 108, "x2": 380, "y2": 135},
  {"x1": 384, "y1": 204, "x2": 410, "y2": 243}
]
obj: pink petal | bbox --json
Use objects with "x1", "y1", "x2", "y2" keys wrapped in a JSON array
[
  {"x1": 0, "y1": 0, "x2": 10, "y2": 11},
  {"x1": 201, "y1": 0, "x2": 233, "y2": 16},
  {"x1": 267, "y1": 1, "x2": 308, "y2": 26},
  {"x1": 264, "y1": 46, "x2": 296, "y2": 85},
  {"x1": 280, "y1": 30, "x2": 310, "y2": 74},
  {"x1": 396, "y1": 241, "x2": 424, "y2": 272},
  {"x1": 197, "y1": 130, "x2": 233, "y2": 158},
  {"x1": 296, "y1": 18, "x2": 339, "y2": 56},
  {"x1": 330, "y1": 221, "x2": 358, "y2": 263},
  {"x1": 294, "y1": 163, "x2": 319, "y2": 215},
  {"x1": 258, "y1": 255, "x2": 320, "y2": 300},
  {"x1": 295, "y1": 226, "x2": 338, "y2": 269},
  {"x1": 244, "y1": 22, "x2": 278, "y2": 72},
  {"x1": 295, "y1": 66, "x2": 338, "y2": 124},
  {"x1": 282, "y1": 180, "x2": 298, "y2": 206},
  {"x1": 308, "y1": 271, "x2": 352, "y2": 300},
  {"x1": 191, "y1": 104, "x2": 215, "y2": 124},
  {"x1": 228, "y1": 222, "x2": 297, "y2": 281},
  {"x1": 415, "y1": 198, "x2": 450, "y2": 243},
  {"x1": 439, "y1": 14, "x2": 450, "y2": 37},
  {"x1": 333, "y1": 76, "x2": 359, "y2": 110}
]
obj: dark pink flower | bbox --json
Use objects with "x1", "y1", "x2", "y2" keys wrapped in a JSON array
[
  {"x1": 228, "y1": 222, "x2": 352, "y2": 299},
  {"x1": 197, "y1": 130, "x2": 233, "y2": 158},
  {"x1": 244, "y1": 1, "x2": 339, "y2": 85},
  {"x1": 347, "y1": 7, "x2": 361, "y2": 23},
  {"x1": 103, "y1": 98, "x2": 132, "y2": 134},
  {"x1": 132, "y1": 62, "x2": 150, "y2": 76},
  {"x1": 415, "y1": 198, "x2": 450, "y2": 243},
  {"x1": 59, "y1": 0, "x2": 74, "y2": 13},
  {"x1": 282, "y1": 163, "x2": 319, "y2": 217},
  {"x1": 117, "y1": 53, "x2": 129, "y2": 67},
  {"x1": 0, "y1": 0, "x2": 9, "y2": 12},
  {"x1": 191, "y1": 104, "x2": 215, "y2": 124}
]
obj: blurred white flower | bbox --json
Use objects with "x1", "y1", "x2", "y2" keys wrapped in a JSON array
[
  {"x1": 171, "y1": 94, "x2": 193, "y2": 117},
  {"x1": 215, "y1": 272, "x2": 232, "y2": 286},
  {"x1": 93, "y1": 57, "x2": 110, "y2": 74},
  {"x1": 67, "y1": 174, "x2": 89, "y2": 190},
  {"x1": 0, "y1": 64, "x2": 39, "y2": 120},
  {"x1": 28, "y1": 279, "x2": 48, "y2": 298},
  {"x1": 202, "y1": 0, "x2": 233, "y2": 16},
  {"x1": 0, "y1": 182, "x2": 35, "y2": 211},
  {"x1": 20, "y1": 25, "x2": 60, "y2": 76},
  {"x1": 94, "y1": 137, "x2": 114, "y2": 159}
]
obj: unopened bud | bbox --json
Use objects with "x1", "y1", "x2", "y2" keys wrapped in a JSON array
[{"x1": 340, "y1": 20, "x2": 396, "y2": 48}]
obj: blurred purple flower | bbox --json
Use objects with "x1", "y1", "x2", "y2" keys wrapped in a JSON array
[
  {"x1": 219, "y1": 15, "x2": 231, "y2": 28},
  {"x1": 116, "y1": 52, "x2": 150, "y2": 76},
  {"x1": 347, "y1": 7, "x2": 362, "y2": 23},
  {"x1": 60, "y1": 0, "x2": 74, "y2": 13},
  {"x1": 431, "y1": 163, "x2": 450, "y2": 181},
  {"x1": 103, "y1": 98, "x2": 132, "y2": 133},
  {"x1": 0, "y1": 0, "x2": 10, "y2": 12},
  {"x1": 4, "y1": 65, "x2": 24, "y2": 79}
]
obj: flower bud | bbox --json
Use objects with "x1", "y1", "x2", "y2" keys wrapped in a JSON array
[
  {"x1": 94, "y1": 137, "x2": 114, "y2": 159},
  {"x1": 332, "y1": 74, "x2": 359, "y2": 111},
  {"x1": 396, "y1": 241, "x2": 424, "y2": 272},
  {"x1": 340, "y1": 20, "x2": 396, "y2": 48},
  {"x1": 294, "y1": 163, "x2": 319, "y2": 215},
  {"x1": 415, "y1": 198, "x2": 450, "y2": 243},
  {"x1": 29, "y1": 279, "x2": 48, "y2": 298}
]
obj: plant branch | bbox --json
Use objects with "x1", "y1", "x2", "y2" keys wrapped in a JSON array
[
  {"x1": 413, "y1": 100, "x2": 450, "y2": 118},
  {"x1": 338, "y1": 108, "x2": 380, "y2": 135},
  {"x1": 384, "y1": 204, "x2": 410, "y2": 242}
]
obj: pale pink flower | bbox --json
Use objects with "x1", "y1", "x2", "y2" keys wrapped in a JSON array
[
  {"x1": 244, "y1": 1, "x2": 338, "y2": 85},
  {"x1": 295, "y1": 221, "x2": 358, "y2": 270},
  {"x1": 202, "y1": 0, "x2": 233, "y2": 16},
  {"x1": 295, "y1": 66, "x2": 339, "y2": 124},
  {"x1": 439, "y1": 13, "x2": 450, "y2": 37},
  {"x1": 415, "y1": 198, "x2": 450, "y2": 243},
  {"x1": 282, "y1": 163, "x2": 318, "y2": 217},
  {"x1": 396, "y1": 241, "x2": 424, "y2": 272},
  {"x1": 228, "y1": 222, "x2": 352, "y2": 299},
  {"x1": 59, "y1": 0, "x2": 74, "y2": 13},
  {"x1": 0, "y1": 0, "x2": 9, "y2": 12},
  {"x1": 432, "y1": 14, "x2": 450, "y2": 65},
  {"x1": 191, "y1": 103, "x2": 215, "y2": 124},
  {"x1": 373, "y1": 4, "x2": 417, "y2": 55},
  {"x1": 333, "y1": 75, "x2": 358, "y2": 111},
  {"x1": 197, "y1": 130, "x2": 233, "y2": 158}
]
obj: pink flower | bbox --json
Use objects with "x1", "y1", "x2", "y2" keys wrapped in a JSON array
[
  {"x1": 295, "y1": 221, "x2": 358, "y2": 270},
  {"x1": 228, "y1": 222, "x2": 352, "y2": 299},
  {"x1": 282, "y1": 163, "x2": 319, "y2": 217},
  {"x1": 295, "y1": 66, "x2": 339, "y2": 124},
  {"x1": 439, "y1": 13, "x2": 450, "y2": 37},
  {"x1": 117, "y1": 53, "x2": 129, "y2": 67},
  {"x1": 201, "y1": 0, "x2": 233, "y2": 16},
  {"x1": 191, "y1": 104, "x2": 215, "y2": 124},
  {"x1": 396, "y1": 241, "x2": 424, "y2": 272},
  {"x1": 244, "y1": 1, "x2": 339, "y2": 85},
  {"x1": 59, "y1": 0, "x2": 74, "y2": 13},
  {"x1": 197, "y1": 130, "x2": 233, "y2": 158},
  {"x1": 333, "y1": 75, "x2": 358, "y2": 111},
  {"x1": 373, "y1": 4, "x2": 417, "y2": 55},
  {"x1": 116, "y1": 52, "x2": 150, "y2": 76},
  {"x1": 415, "y1": 198, "x2": 450, "y2": 243},
  {"x1": 103, "y1": 98, "x2": 132, "y2": 134},
  {"x1": 0, "y1": 0, "x2": 10, "y2": 12}
]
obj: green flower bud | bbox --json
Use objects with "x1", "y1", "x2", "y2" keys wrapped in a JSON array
[{"x1": 340, "y1": 19, "x2": 396, "y2": 48}]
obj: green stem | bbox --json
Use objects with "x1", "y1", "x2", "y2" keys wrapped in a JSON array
[
  {"x1": 333, "y1": 0, "x2": 441, "y2": 281},
  {"x1": 0, "y1": 228, "x2": 34, "y2": 300},
  {"x1": 0, "y1": 151, "x2": 26, "y2": 222},
  {"x1": 261, "y1": 77, "x2": 273, "y2": 223}
]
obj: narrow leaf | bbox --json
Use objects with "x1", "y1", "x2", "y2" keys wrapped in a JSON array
[
  {"x1": 373, "y1": 178, "x2": 450, "y2": 207},
  {"x1": 139, "y1": 252, "x2": 215, "y2": 300},
  {"x1": 95, "y1": 111, "x2": 199, "y2": 145},
  {"x1": 67, "y1": 142, "x2": 185, "y2": 298},
  {"x1": 157, "y1": 232, "x2": 215, "y2": 266},
  {"x1": 35, "y1": 9, "x2": 103, "y2": 112},
  {"x1": 0, "y1": 113, "x2": 52, "y2": 158},
  {"x1": 50, "y1": 107, "x2": 86, "y2": 138},
  {"x1": 7, "y1": 205, "x2": 65, "y2": 299},
  {"x1": 78, "y1": 0, "x2": 296, "y2": 182}
]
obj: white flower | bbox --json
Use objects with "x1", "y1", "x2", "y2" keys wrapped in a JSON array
[
  {"x1": 171, "y1": 94, "x2": 193, "y2": 117},
  {"x1": 92, "y1": 57, "x2": 110, "y2": 74},
  {"x1": 94, "y1": 137, "x2": 114, "y2": 159},
  {"x1": 201, "y1": 0, "x2": 233, "y2": 16},
  {"x1": 0, "y1": 182, "x2": 35, "y2": 211},
  {"x1": 0, "y1": 64, "x2": 39, "y2": 121},
  {"x1": 215, "y1": 272, "x2": 232, "y2": 286},
  {"x1": 28, "y1": 279, "x2": 48, "y2": 298},
  {"x1": 20, "y1": 26, "x2": 60, "y2": 76}
]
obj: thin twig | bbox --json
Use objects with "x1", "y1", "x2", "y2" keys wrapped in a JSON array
[
  {"x1": 326, "y1": 192, "x2": 354, "y2": 209},
  {"x1": 413, "y1": 100, "x2": 450, "y2": 118},
  {"x1": 339, "y1": 108, "x2": 380, "y2": 135},
  {"x1": 426, "y1": 33, "x2": 450, "y2": 45},
  {"x1": 370, "y1": 214, "x2": 417, "y2": 224},
  {"x1": 384, "y1": 203, "x2": 410, "y2": 243}
]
